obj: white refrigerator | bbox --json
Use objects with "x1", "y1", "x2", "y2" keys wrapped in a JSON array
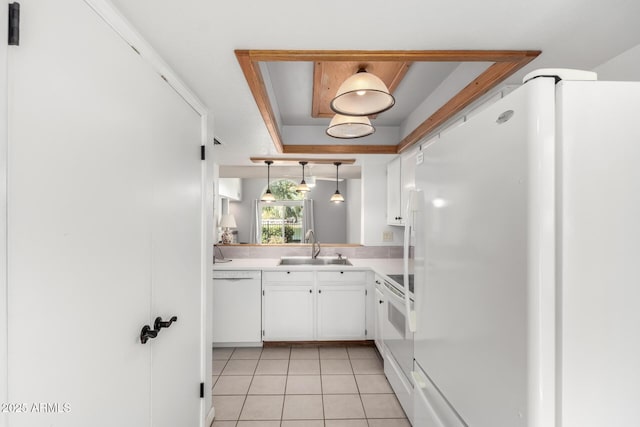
[{"x1": 411, "y1": 70, "x2": 640, "y2": 427}]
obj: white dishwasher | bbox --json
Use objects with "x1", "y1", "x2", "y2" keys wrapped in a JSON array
[{"x1": 212, "y1": 270, "x2": 262, "y2": 346}]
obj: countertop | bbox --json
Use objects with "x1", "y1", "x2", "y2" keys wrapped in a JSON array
[{"x1": 212, "y1": 258, "x2": 407, "y2": 277}]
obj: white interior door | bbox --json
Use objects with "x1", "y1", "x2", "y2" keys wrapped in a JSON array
[
  {"x1": 6, "y1": 1, "x2": 204, "y2": 426},
  {"x1": 149, "y1": 76, "x2": 202, "y2": 427}
]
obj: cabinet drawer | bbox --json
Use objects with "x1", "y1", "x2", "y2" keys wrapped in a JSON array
[
  {"x1": 317, "y1": 271, "x2": 366, "y2": 283},
  {"x1": 263, "y1": 271, "x2": 314, "y2": 283}
]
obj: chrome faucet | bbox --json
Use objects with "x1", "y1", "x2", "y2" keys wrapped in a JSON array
[{"x1": 305, "y1": 229, "x2": 321, "y2": 259}]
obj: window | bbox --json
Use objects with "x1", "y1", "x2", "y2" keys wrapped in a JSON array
[{"x1": 260, "y1": 179, "x2": 305, "y2": 244}]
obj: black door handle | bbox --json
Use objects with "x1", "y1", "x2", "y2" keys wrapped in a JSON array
[
  {"x1": 154, "y1": 316, "x2": 178, "y2": 331},
  {"x1": 140, "y1": 325, "x2": 158, "y2": 344}
]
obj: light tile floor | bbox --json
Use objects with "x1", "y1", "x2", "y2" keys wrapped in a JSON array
[{"x1": 212, "y1": 344, "x2": 410, "y2": 427}]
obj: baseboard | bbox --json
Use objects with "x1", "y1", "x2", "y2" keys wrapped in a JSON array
[
  {"x1": 213, "y1": 342, "x2": 263, "y2": 348},
  {"x1": 263, "y1": 340, "x2": 375, "y2": 347},
  {"x1": 205, "y1": 406, "x2": 215, "y2": 427}
]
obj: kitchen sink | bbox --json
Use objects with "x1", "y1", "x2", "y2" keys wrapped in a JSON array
[{"x1": 278, "y1": 257, "x2": 352, "y2": 266}]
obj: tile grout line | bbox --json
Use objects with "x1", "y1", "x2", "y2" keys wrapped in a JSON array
[
  {"x1": 279, "y1": 346, "x2": 291, "y2": 423},
  {"x1": 319, "y1": 349, "x2": 325, "y2": 424},
  {"x1": 350, "y1": 351, "x2": 372, "y2": 424},
  {"x1": 235, "y1": 347, "x2": 261, "y2": 424}
]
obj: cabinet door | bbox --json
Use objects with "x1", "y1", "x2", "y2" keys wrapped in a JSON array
[
  {"x1": 387, "y1": 157, "x2": 402, "y2": 225},
  {"x1": 375, "y1": 287, "x2": 386, "y2": 356},
  {"x1": 317, "y1": 284, "x2": 366, "y2": 340},
  {"x1": 400, "y1": 151, "x2": 417, "y2": 224},
  {"x1": 263, "y1": 285, "x2": 314, "y2": 341}
]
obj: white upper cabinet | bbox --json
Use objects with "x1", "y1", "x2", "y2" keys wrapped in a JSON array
[
  {"x1": 387, "y1": 152, "x2": 417, "y2": 226},
  {"x1": 219, "y1": 177, "x2": 242, "y2": 201},
  {"x1": 387, "y1": 157, "x2": 403, "y2": 225}
]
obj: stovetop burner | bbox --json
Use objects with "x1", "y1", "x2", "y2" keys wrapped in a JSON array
[{"x1": 387, "y1": 274, "x2": 414, "y2": 294}]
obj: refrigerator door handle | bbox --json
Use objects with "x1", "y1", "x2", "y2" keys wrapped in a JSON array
[{"x1": 404, "y1": 189, "x2": 420, "y2": 333}]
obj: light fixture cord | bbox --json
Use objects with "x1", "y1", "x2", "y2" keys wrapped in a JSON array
[{"x1": 267, "y1": 162, "x2": 271, "y2": 190}]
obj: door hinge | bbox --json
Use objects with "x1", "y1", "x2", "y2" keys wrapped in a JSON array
[
  {"x1": 262, "y1": 329, "x2": 265, "y2": 336},
  {"x1": 262, "y1": 290, "x2": 265, "y2": 296},
  {"x1": 200, "y1": 145, "x2": 206, "y2": 160},
  {"x1": 365, "y1": 289, "x2": 368, "y2": 296},
  {"x1": 8, "y1": 3, "x2": 20, "y2": 46},
  {"x1": 365, "y1": 329, "x2": 368, "y2": 335},
  {"x1": 199, "y1": 382, "x2": 204, "y2": 398}
]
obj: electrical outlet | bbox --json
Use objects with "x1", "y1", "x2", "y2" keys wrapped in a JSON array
[{"x1": 383, "y1": 231, "x2": 394, "y2": 242}]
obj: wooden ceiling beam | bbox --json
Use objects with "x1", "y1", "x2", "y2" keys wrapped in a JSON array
[
  {"x1": 282, "y1": 145, "x2": 398, "y2": 155},
  {"x1": 250, "y1": 157, "x2": 357, "y2": 165},
  {"x1": 241, "y1": 49, "x2": 541, "y2": 63}
]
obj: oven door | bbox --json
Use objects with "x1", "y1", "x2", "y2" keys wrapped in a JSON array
[{"x1": 383, "y1": 280, "x2": 414, "y2": 382}]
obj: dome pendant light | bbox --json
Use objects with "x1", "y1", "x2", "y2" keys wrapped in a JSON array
[
  {"x1": 326, "y1": 114, "x2": 375, "y2": 139},
  {"x1": 330, "y1": 162, "x2": 345, "y2": 203},
  {"x1": 260, "y1": 160, "x2": 276, "y2": 202},
  {"x1": 330, "y1": 68, "x2": 395, "y2": 117},
  {"x1": 296, "y1": 161, "x2": 310, "y2": 193}
]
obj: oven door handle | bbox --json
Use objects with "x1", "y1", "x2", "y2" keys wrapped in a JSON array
[{"x1": 384, "y1": 281, "x2": 404, "y2": 300}]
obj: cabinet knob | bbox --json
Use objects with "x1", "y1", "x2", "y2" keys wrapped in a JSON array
[
  {"x1": 379, "y1": 300, "x2": 384, "y2": 304},
  {"x1": 309, "y1": 289, "x2": 312, "y2": 293},
  {"x1": 287, "y1": 271, "x2": 290, "y2": 274},
  {"x1": 318, "y1": 289, "x2": 322, "y2": 294},
  {"x1": 340, "y1": 271, "x2": 344, "y2": 274},
  {"x1": 375, "y1": 280, "x2": 381, "y2": 284}
]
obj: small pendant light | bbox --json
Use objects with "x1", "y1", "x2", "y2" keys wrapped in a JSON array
[
  {"x1": 296, "y1": 161, "x2": 310, "y2": 193},
  {"x1": 260, "y1": 160, "x2": 276, "y2": 202},
  {"x1": 330, "y1": 68, "x2": 395, "y2": 117},
  {"x1": 330, "y1": 162, "x2": 345, "y2": 203}
]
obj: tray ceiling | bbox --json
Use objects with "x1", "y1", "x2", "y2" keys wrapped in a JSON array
[{"x1": 236, "y1": 50, "x2": 541, "y2": 155}]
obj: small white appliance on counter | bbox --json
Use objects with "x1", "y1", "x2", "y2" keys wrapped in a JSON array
[{"x1": 411, "y1": 69, "x2": 640, "y2": 427}]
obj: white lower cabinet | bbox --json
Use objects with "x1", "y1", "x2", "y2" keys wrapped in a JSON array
[
  {"x1": 317, "y1": 284, "x2": 366, "y2": 340},
  {"x1": 374, "y1": 284, "x2": 385, "y2": 356},
  {"x1": 262, "y1": 270, "x2": 367, "y2": 341},
  {"x1": 263, "y1": 284, "x2": 314, "y2": 341}
]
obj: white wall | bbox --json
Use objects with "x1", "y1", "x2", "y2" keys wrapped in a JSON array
[
  {"x1": 346, "y1": 179, "x2": 362, "y2": 244},
  {"x1": 0, "y1": 1, "x2": 8, "y2": 416},
  {"x1": 360, "y1": 155, "x2": 403, "y2": 246},
  {"x1": 593, "y1": 43, "x2": 640, "y2": 81},
  {"x1": 283, "y1": 125, "x2": 400, "y2": 146}
]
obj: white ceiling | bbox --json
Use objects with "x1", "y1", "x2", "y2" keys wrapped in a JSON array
[{"x1": 110, "y1": 0, "x2": 640, "y2": 166}]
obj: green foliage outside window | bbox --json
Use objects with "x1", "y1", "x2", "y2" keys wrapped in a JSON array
[{"x1": 261, "y1": 180, "x2": 304, "y2": 244}]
